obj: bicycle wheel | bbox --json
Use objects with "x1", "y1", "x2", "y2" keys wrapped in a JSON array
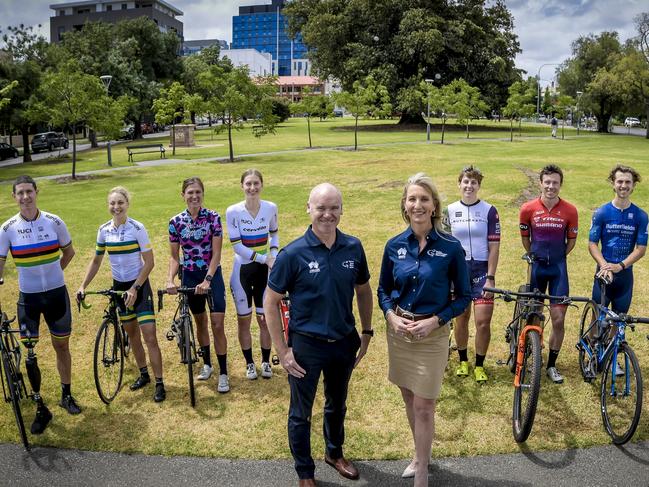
[
  {"x1": 1, "y1": 349, "x2": 29, "y2": 449},
  {"x1": 509, "y1": 285, "x2": 530, "y2": 373},
  {"x1": 512, "y1": 329, "x2": 542, "y2": 443},
  {"x1": 600, "y1": 343, "x2": 642, "y2": 444},
  {"x1": 93, "y1": 318, "x2": 124, "y2": 404},
  {"x1": 121, "y1": 325, "x2": 131, "y2": 357},
  {"x1": 182, "y1": 316, "x2": 196, "y2": 407},
  {"x1": 578, "y1": 301, "x2": 598, "y2": 382}
]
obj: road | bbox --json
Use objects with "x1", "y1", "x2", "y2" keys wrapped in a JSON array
[{"x1": 0, "y1": 441, "x2": 647, "y2": 486}]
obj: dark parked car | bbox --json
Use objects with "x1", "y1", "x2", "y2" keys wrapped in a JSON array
[
  {"x1": 0, "y1": 142, "x2": 19, "y2": 160},
  {"x1": 31, "y1": 131, "x2": 69, "y2": 153}
]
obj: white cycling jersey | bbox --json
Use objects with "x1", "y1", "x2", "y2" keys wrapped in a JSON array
[
  {"x1": 445, "y1": 200, "x2": 500, "y2": 261},
  {"x1": 225, "y1": 200, "x2": 279, "y2": 265},
  {"x1": 0, "y1": 210, "x2": 72, "y2": 293},
  {"x1": 96, "y1": 218, "x2": 152, "y2": 282}
]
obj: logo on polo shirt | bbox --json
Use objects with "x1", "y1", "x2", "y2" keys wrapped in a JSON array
[
  {"x1": 427, "y1": 249, "x2": 447, "y2": 258},
  {"x1": 342, "y1": 260, "x2": 355, "y2": 269},
  {"x1": 308, "y1": 261, "x2": 320, "y2": 273},
  {"x1": 397, "y1": 247, "x2": 407, "y2": 259}
]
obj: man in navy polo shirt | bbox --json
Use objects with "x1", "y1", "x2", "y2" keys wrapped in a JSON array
[{"x1": 264, "y1": 183, "x2": 374, "y2": 487}]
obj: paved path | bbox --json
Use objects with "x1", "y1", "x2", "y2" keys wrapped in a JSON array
[{"x1": 1, "y1": 441, "x2": 647, "y2": 486}]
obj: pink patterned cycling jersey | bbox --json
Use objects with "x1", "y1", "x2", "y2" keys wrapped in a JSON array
[{"x1": 169, "y1": 208, "x2": 222, "y2": 271}]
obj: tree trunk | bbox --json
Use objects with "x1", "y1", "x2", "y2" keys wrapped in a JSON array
[
  {"x1": 354, "y1": 115, "x2": 359, "y2": 150},
  {"x1": 72, "y1": 124, "x2": 77, "y2": 180},
  {"x1": 172, "y1": 124, "x2": 176, "y2": 156},
  {"x1": 21, "y1": 126, "x2": 32, "y2": 163},
  {"x1": 518, "y1": 119, "x2": 522, "y2": 137},
  {"x1": 466, "y1": 121, "x2": 469, "y2": 139},
  {"x1": 133, "y1": 116, "x2": 143, "y2": 140},
  {"x1": 227, "y1": 115, "x2": 234, "y2": 162},
  {"x1": 307, "y1": 116, "x2": 312, "y2": 148},
  {"x1": 646, "y1": 105, "x2": 649, "y2": 139},
  {"x1": 441, "y1": 118, "x2": 446, "y2": 144},
  {"x1": 561, "y1": 119, "x2": 565, "y2": 140},
  {"x1": 89, "y1": 128, "x2": 98, "y2": 148},
  {"x1": 398, "y1": 112, "x2": 425, "y2": 124},
  {"x1": 510, "y1": 118, "x2": 514, "y2": 142}
]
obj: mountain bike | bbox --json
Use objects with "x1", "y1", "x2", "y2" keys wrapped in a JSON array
[
  {"x1": 0, "y1": 278, "x2": 31, "y2": 449},
  {"x1": 158, "y1": 288, "x2": 208, "y2": 407},
  {"x1": 486, "y1": 276, "x2": 588, "y2": 442},
  {"x1": 78, "y1": 289, "x2": 131, "y2": 404},
  {"x1": 575, "y1": 276, "x2": 649, "y2": 444}
]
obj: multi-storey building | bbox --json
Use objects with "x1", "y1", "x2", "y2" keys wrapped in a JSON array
[
  {"x1": 232, "y1": 0, "x2": 309, "y2": 77},
  {"x1": 182, "y1": 39, "x2": 229, "y2": 57},
  {"x1": 49, "y1": 0, "x2": 183, "y2": 43}
]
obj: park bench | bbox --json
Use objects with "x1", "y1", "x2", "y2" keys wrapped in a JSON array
[{"x1": 126, "y1": 144, "x2": 166, "y2": 163}]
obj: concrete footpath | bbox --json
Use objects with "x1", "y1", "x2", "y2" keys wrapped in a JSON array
[{"x1": 1, "y1": 441, "x2": 647, "y2": 486}]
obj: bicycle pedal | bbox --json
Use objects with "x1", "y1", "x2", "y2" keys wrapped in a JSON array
[
  {"x1": 165, "y1": 331, "x2": 175, "y2": 341},
  {"x1": 197, "y1": 348, "x2": 204, "y2": 357},
  {"x1": 271, "y1": 355, "x2": 280, "y2": 366}
]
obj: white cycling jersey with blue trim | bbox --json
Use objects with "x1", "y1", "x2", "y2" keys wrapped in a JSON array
[{"x1": 446, "y1": 200, "x2": 500, "y2": 261}]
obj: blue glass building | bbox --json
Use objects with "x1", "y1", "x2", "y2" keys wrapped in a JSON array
[{"x1": 232, "y1": 0, "x2": 308, "y2": 76}]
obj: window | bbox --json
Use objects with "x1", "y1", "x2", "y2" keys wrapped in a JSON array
[
  {"x1": 58, "y1": 10, "x2": 65, "y2": 16},
  {"x1": 57, "y1": 26, "x2": 65, "y2": 41},
  {"x1": 106, "y1": 5, "x2": 112, "y2": 11},
  {"x1": 122, "y1": 3, "x2": 127, "y2": 9}
]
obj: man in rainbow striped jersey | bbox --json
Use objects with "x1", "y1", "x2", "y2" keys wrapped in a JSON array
[{"x1": 0, "y1": 175, "x2": 80, "y2": 435}]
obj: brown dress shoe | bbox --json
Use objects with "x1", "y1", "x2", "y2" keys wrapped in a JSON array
[
  {"x1": 298, "y1": 479, "x2": 317, "y2": 486},
  {"x1": 324, "y1": 455, "x2": 359, "y2": 480}
]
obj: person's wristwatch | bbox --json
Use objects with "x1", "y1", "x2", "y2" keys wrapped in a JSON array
[
  {"x1": 486, "y1": 275, "x2": 495, "y2": 281},
  {"x1": 205, "y1": 274, "x2": 213, "y2": 282},
  {"x1": 437, "y1": 317, "x2": 447, "y2": 327},
  {"x1": 361, "y1": 329, "x2": 374, "y2": 337},
  {"x1": 133, "y1": 283, "x2": 142, "y2": 292}
]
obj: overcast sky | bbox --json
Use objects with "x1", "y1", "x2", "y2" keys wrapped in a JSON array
[{"x1": 1, "y1": 0, "x2": 646, "y2": 83}]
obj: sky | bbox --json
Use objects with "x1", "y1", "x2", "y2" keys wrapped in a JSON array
[{"x1": 1, "y1": 0, "x2": 646, "y2": 84}]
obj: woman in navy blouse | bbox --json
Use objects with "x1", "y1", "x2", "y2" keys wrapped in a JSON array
[{"x1": 378, "y1": 173, "x2": 471, "y2": 486}]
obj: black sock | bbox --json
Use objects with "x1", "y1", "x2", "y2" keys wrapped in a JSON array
[
  {"x1": 201, "y1": 346, "x2": 212, "y2": 367},
  {"x1": 547, "y1": 349, "x2": 560, "y2": 369},
  {"x1": 458, "y1": 348, "x2": 468, "y2": 362},
  {"x1": 155, "y1": 377, "x2": 164, "y2": 385},
  {"x1": 61, "y1": 383, "x2": 71, "y2": 397},
  {"x1": 475, "y1": 354, "x2": 486, "y2": 367},
  {"x1": 242, "y1": 348, "x2": 254, "y2": 365},
  {"x1": 139, "y1": 366, "x2": 150, "y2": 377},
  {"x1": 261, "y1": 347, "x2": 271, "y2": 363},
  {"x1": 217, "y1": 353, "x2": 227, "y2": 375}
]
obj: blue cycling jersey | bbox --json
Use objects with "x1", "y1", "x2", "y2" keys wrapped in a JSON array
[{"x1": 589, "y1": 202, "x2": 648, "y2": 264}]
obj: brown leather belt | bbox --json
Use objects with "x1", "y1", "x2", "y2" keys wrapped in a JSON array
[{"x1": 395, "y1": 306, "x2": 434, "y2": 321}]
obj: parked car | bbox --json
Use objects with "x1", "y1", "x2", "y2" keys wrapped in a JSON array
[
  {"x1": 333, "y1": 108, "x2": 344, "y2": 117},
  {"x1": 31, "y1": 131, "x2": 69, "y2": 153},
  {"x1": 624, "y1": 117, "x2": 641, "y2": 127},
  {"x1": 0, "y1": 142, "x2": 19, "y2": 160}
]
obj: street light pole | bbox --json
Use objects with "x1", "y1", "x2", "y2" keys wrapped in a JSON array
[
  {"x1": 100, "y1": 75, "x2": 113, "y2": 167},
  {"x1": 536, "y1": 63, "x2": 560, "y2": 119},
  {"x1": 575, "y1": 90, "x2": 583, "y2": 135},
  {"x1": 424, "y1": 73, "x2": 441, "y2": 142}
]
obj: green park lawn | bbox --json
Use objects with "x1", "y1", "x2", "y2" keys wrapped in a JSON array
[{"x1": 0, "y1": 117, "x2": 647, "y2": 460}]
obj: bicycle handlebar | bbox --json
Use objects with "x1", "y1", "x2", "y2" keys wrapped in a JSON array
[
  {"x1": 157, "y1": 288, "x2": 213, "y2": 311},
  {"x1": 483, "y1": 287, "x2": 591, "y2": 305},
  {"x1": 76, "y1": 289, "x2": 125, "y2": 312}
]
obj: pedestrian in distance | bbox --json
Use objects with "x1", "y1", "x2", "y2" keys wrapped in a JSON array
[
  {"x1": 378, "y1": 173, "x2": 471, "y2": 486},
  {"x1": 519, "y1": 164, "x2": 578, "y2": 384},
  {"x1": 264, "y1": 183, "x2": 374, "y2": 487},
  {"x1": 78, "y1": 186, "x2": 165, "y2": 402},
  {"x1": 0, "y1": 175, "x2": 81, "y2": 435},
  {"x1": 445, "y1": 165, "x2": 500, "y2": 383},
  {"x1": 588, "y1": 165, "x2": 647, "y2": 313},
  {"x1": 226, "y1": 169, "x2": 279, "y2": 380},
  {"x1": 167, "y1": 177, "x2": 230, "y2": 393},
  {"x1": 551, "y1": 115, "x2": 558, "y2": 138}
]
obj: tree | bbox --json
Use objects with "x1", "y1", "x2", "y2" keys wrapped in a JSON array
[
  {"x1": 285, "y1": 0, "x2": 521, "y2": 122},
  {"x1": 152, "y1": 81, "x2": 193, "y2": 156},
  {"x1": 37, "y1": 61, "x2": 127, "y2": 179},
  {"x1": 311, "y1": 94, "x2": 335, "y2": 121},
  {"x1": 502, "y1": 79, "x2": 536, "y2": 140},
  {"x1": 553, "y1": 95, "x2": 575, "y2": 140},
  {"x1": 557, "y1": 32, "x2": 624, "y2": 132},
  {"x1": 0, "y1": 24, "x2": 54, "y2": 162},
  {"x1": 0, "y1": 81, "x2": 18, "y2": 109},
  {"x1": 290, "y1": 87, "x2": 320, "y2": 148},
  {"x1": 446, "y1": 79, "x2": 488, "y2": 139},
  {"x1": 624, "y1": 13, "x2": 649, "y2": 138},
  {"x1": 199, "y1": 66, "x2": 278, "y2": 162},
  {"x1": 335, "y1": 75, "x2": 392, "y2": 150}
]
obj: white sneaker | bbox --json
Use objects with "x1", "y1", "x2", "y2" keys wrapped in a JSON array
[
  {"x1": 217, "y1": 374, "x2": 230, "y2": 393},
  {"x1": 546, "y1": 366, "x2": 564, "y2": 384},
  {"x1": 261, "y1": 361, "x2": 272, "y2": 379},
  {"x1": 197, "y1": 364, "x2": 213, "y2": 381},
  {"x1": 246, "y1": 363, "x2": 258, "y2": 380}
]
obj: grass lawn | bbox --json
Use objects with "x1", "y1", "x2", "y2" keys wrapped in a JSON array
[{"x1": 0, "y1": 121, "x2": 647, "y2": 460}]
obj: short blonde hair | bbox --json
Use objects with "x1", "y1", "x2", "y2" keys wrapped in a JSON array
[
  {"x1": 108, "y1": 186, "x2": 130, "y2": 202},
  {"x1": 400, "y1": 173, "x2": 443, "y2": 232}
]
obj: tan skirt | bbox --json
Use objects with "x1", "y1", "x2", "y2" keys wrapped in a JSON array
[{"x1": 387, "y1": 323, "x2": 449, "y2": 400}]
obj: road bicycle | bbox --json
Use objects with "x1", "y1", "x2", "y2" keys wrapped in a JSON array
[
  {"x1": 0, "y1": 278, "x2": 31, "y2": 449},
  {"x1": 78, "y1": 289, "x2": 131, "y2": 404},
  {"x1": 158, "y1": 287, "x2": 209, "y2": 407},
  {"x1": 575, "y1": 276, "x2": 649, "y2": 444},
  {"x1": 271, "y1": 296, "x2": 290, "y2": 366}
]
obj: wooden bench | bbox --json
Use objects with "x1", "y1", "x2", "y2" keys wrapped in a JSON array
[{"x1": 126, "y1": 144, "x2": 166, "y2": 163}]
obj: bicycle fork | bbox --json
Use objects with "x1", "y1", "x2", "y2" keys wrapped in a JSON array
[{"x1": 514, "y1": 324, "x2": 543, "y2": 388}]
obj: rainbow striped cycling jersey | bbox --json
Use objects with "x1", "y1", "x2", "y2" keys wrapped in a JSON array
[
  {"x1": 96, "y1": 218, "x2": 152, "y2": 282},
  {"x1": 225, "y1": 200, "x2": 279, "y2": 265},
  {"x1": 0, "y1": 210, "x2": 72, "y2": 293}
]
